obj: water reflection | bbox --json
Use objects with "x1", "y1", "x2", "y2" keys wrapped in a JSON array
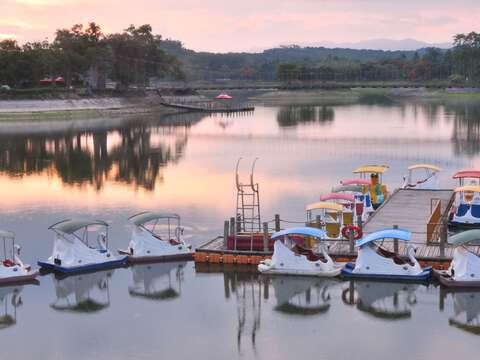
[
  {"x1": 128, "y1": 261, "x2": 185, "y2": 301},
  {"x1": 0, "y1": 114, "x2": 204, "y2": 191},
  {"x1": 448, "y1": 102, "x2": 480, "y2": 157},
  {"x1": 50, "y1": 270, "x2": 113, "y2": 313},
  {"x1": 277, "y1": 105, "x2": 334, "y2": 127},
  {"x1": 342, "y1": 281, "x2": 419, "y2": 320},
  {"x1": 0, "y1": 286, "x2": 23, "y2": 329},
  {"x1": 441, "y1": 290, "x2": 480, "y2": 335},
  {"x1": 270, "y1": 276, "x2": 336, "y2": 316}
]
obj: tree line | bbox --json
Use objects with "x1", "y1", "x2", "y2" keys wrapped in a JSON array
[{"x1": 0, "y1": 22, "x2": 183, "y2": 89}]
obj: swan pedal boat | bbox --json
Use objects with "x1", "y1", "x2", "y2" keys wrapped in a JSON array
[
  {"x1": 38, "y1": 219, "x2": 128, "y2": 275},
  {"x1": 341, "y1": 228, "x2": 432, "y2": 282},
  {"x1": 402, "y1": 164, "x2": 441, "y2": 190},
  {"x1": 0, "y1": 230, "x2": 38, "y2": 285},
  {"x1": 258, "y1": 227, "x2": 342, "y2": 277},
  {"x1": 433, "y1": 229, "x2": 480, "y2": 288},
  {"x1": 118, "y1": 212, "x2": 193, "y2": 264}
]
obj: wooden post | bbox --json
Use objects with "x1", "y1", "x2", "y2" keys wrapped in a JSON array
[
  {"x1": 274, "y1": 214, "x2": 281, "y2": 232},
  {"x1": 393, "y1": 224, "x2": 399, "y2": 254},
  {"x1": 349, "y1": 227, "x2": 355, "y2": 254},
  {"x1": 357, "y1": 215, "x2": 363, "y2": 231},
  {"x1": 223, "y1": 220, "x2": 229, "y2": 248},
  {"x1": 316, "y1": 215, "x2": 322, "y2": 229},
  {"x1": 440, "y1": 223, "x2": 447, "y2": 258},
  {"x1": 263, "y1": 222, "x2": 269, "y2": 252},
  {"x1": 230, "y1": 217, "x2": 236, "y2": 250}
]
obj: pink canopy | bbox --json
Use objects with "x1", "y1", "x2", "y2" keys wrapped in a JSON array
[
  {"x1": 54, "y1": 76, "x2": 65, "y2": 84},
  {"x1": 39, "y1": 78, "x2": 53, "y2": 85},
  {"x1": 341, "y1": 178, "x2": 370, "y2": 186},
  {"x1": 216, "y1": 92, "x2": 233, "y2": 100},
  {"x1": 453, "y1": 170, "x2": 480, "y2": 179},
  {"x1": 320, "y1": 193, "x2": 355, "y2": 202}
]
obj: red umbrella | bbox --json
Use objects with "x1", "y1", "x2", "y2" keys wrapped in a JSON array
[{"x1": 215, "y1": 92, "x2": 233, "y2": 100}]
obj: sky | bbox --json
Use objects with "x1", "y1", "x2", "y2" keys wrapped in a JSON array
[{"x1": 0, "y1": 0, "x2": 478, "y2": 52}]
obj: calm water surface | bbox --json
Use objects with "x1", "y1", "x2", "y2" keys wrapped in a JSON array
[{"x1": 1, "y1": 96, "x2": 480, "y2": 359}]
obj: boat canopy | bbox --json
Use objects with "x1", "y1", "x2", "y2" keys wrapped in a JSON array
[
  {"x1": 353, "y1": 165, "x2": 389, "y2": 174},
  {"x1": 319, "y1": 193, "x2": 355, "y2": 202},
  {"x1": 272, "y1": 227, "x2": 327, "y2": 240},
  {"x1": 453, "y1": 169, "x2": 480, "y2": 179},
  {"x1": 49, "y1": 219, "x2": 109, "y2": 234},
  {"x1": 341, "y1": 178, "x2": 370, "y2": 186},
  {"x1": 448, "y1": 229, "x2": 480, "y2": 246},
  {"x1": 408, "y1": 164, "x2": 441, "y2": 172},
  {"x1": 356, "y1": 228, "x2": 412, "y2": 247},
  {"x1": 454, "y1": 185, "x2": 480, "y2": 193},
  {"x1": 306, "y1": 202, "x2": 343, "y2": 212},
  {"x1": 129, "y1": 211, "x2": 180, "y2": 226},
  {"x1": 0, "y1": 229, "x2": 14, "y2": 239},
  {"x1": 332, "y1": 184, "x2": 364, "y2": 194}
]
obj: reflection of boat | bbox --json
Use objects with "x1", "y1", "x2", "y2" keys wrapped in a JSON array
[
  {"x1": 128, "y1": 261, "x2": 186, "y2": 300},
  {"x1": 434, "y1": 230, "x2": 480, "y2": 288},
  {"x1": 448, "y1": 186, "x2": 480, "y2": 229},
  {"x1": 119, "y1": 212, "x2": 193, "y2": 263},
  {"x1": 342, "y1": 228, "x2": 432, "y2": 281},
  {"x1": 342, "y1": 280, "x2": 419, "y2": 320},
  {"x1": 353, "y1": 165, "x2": 389, "y2": 209},
  {"x1": 50, "y1": 270, "x2": 112, "y2": 313},
  {"x1": 258, "y1": 227, "x2": 341, "y2": 277},
  {"x1": 402, "y1": 164, "x2": 441, "y2": 190},
  {"x1": 448, "y1": 291, "x2": 480, "y2": 335},
  {"x1": 271, "y1": 275, "x2": 337, "y2": 315},
  {"x1": 0, "y1": 286, "x2": 24, "y2": 329},
  {"x1": 38, "y1": 219, "x2": 128, "y2": 274},
  {"x1": 0, "y1": 230, "x2": 38, "y2": 285}
]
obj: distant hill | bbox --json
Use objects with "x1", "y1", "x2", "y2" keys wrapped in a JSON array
[
  {"x1": 160, "y1": 39, "x2": 450, "y2": 81},
  {"x1": 299, "y1": 38, "x2": 452, "y2": 51}
]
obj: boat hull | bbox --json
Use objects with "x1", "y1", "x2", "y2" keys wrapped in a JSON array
[
  {"x1": 0, "y1": 271, "x2": 39, "y2": 286},
  {"x1": 118, "y1": 249, "x2": 194, "y2": 264},
  {"x1": 341, "y1": 263, "x2": 432, "y2": 282},
  {"x1": 448, "y1": 221, "x2": 480, "y2": 230},
  {"x1": 38, "y1": 257, "x2": 128, "y2": 275},
  {"x1": 258, "y1": 265, "x2": 341, "y2": 278},
  {"x1": 433, "y1": 269, "x2": 480, "y2": 288}
]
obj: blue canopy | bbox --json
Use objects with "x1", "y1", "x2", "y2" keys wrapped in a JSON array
[
  {"x1": 272, "y1": 227, "x2": 327, "y2": 240},
  {"x1": 356, "y1": 228, "x2": 412, "y2": 247}
]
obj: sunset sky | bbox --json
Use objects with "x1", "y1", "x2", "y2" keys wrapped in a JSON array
[{"x1": 0, "y1": 0, "x2": 478, "y2": 52}]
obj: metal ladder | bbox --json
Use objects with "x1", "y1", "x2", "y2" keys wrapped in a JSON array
[{"x1": 235, "y1": 158, "x2": 261, "y2": 249}]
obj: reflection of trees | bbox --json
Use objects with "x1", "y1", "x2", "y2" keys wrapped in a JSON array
[
  {"x1": 277, "y1": 105, "x2": 334, "y2": 127},
  {"x1": 449, "y1": 102, "x2": 480, "y2": 157},
  {"x1": 0, "y1": 113, "x2": 204, "y2": 191}
]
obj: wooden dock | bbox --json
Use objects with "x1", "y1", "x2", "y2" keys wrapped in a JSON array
[
  {"x1": 160, "y1": 99, "x2": 255, "y2": 113},
  {"x1": 195, "y1": 188, "x2": 480, "y2": 269}
]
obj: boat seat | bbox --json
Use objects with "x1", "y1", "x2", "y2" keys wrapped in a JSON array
[
  {"x1": 456, "y1": 203, "x2": 470, "y2": 217},
  {"x1": 169, "y1": 239, "x2": 181, "y2": 246},
  {"x1": 2, "y1": 259, "x2": 14, "y2": 267},
  {"x1": 471, "y1": 204, "x2": 480, "y2": 219},
  {"x1": 292, "y1": 245, "x2": 326, "y2": 263},
  {"x1": 376, "y1": 246, "x2": 413, "y2": 266},
  {"x1": 325, "y1": 222, "x2": 340, "y2": 238},
  {"x1": 365, "y1": 195, "x2": 372, "y2": 208}
]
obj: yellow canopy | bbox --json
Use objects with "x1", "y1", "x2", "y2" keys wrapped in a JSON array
[
  {"x1": 353, "y1": 165, "x2": 389, "y2": 174},
  {"x1": 306, "y1": 201, "x2": 343, "y2": 212},
  {"x1": 454, "y1": 185, "x2": 480, "y2": 193},
  {"x1": 408, "y1": 164, "x2": 441, "y2": 172}
]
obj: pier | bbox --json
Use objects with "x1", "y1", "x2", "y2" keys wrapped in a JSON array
[
  {"x1": 159, "y1": 95, "x2": 255, "y2": 113},
  {"x1": 195, "y1": 188, "x2": 480, "y2": 269}
]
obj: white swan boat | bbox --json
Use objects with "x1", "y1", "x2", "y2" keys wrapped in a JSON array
[
  {"x1": 448, "y1": 186, "x2": 480, "y2": 229},
  {"x1": 38, "y1": 219, "x2": 128, "y2": 274},
  {"x1": 258, "y1": 227, "x2": 342, "y2": 277},
  {"x1": 402, "y1": 164, "x2": 441, "y2": 190},
  {"x1": 50, "y1": 270, "x2": 113, "y2": 313},
  {"x1": 0, "y1": 230, "x2": 37, "y2": 285},
  {"x1": 341, "y1": 228, "x2": 432, "y2": 281},
  {"x1": 118, "y1": 212, "x2": 193, "y2": 263},
  {"x1": 434, "y1": 229, "x2": 480, "y2": 288}
]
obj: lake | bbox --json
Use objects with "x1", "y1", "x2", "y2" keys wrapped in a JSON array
[{"x1": 0, "y1": 94, "x2": 479, "y2": 359}]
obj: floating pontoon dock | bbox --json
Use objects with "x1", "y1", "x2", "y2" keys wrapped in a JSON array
[{"x1": 195, "y1": 189, "x2": 480, "y2": 269}]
